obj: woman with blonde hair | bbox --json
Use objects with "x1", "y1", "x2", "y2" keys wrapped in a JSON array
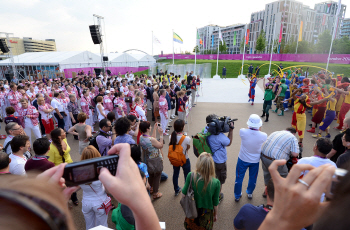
[
  {"x1": 78, "y1": 146, "x2": 109, "y2": 229},
  {"x1": 182, "y1": 152, "x2": 220, "y2": 230}
]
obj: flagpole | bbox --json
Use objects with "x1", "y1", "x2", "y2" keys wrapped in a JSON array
[
  {"x1": 296, "y1": 16, "x2": 300, "y2": 54},
  {"x1": 268, "y1": 21, "x2": 276, "y2": 76},
  {"x1": 152, "y1": 31, "x2": 153, "y2": 56},
  {"x1": 241, "y1": 24, "x2": 246, "y2": 77},
  {"x1": 216, "y1": 32, "x2": 219, "y2": 76},
  {"x1": 172, "y1": 29, "x2": 174, "y2": 65},
  {"x1": 195, "y1": 28, "x2": 197, "y2": 75},
  {"x1": 326, "y1": 14, "x2": 339, "y2": 71}
]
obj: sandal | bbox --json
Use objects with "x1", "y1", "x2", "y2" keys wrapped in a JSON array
[
  {"x1": 153, "y1": 192, "x2": 163, "y2": 199},
  {"x1": 72, "y1": 200, "x2": 79, "y2": 206},
  {"x1": 150, "y1": 187, "x2": 153, "y2": 194}
]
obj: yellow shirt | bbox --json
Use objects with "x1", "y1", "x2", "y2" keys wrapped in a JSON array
[
  {"x1": 327, "y1": 98, "x2": 337, "y2": 111},
  {"x1": 184, "y1": 75, "x2": 187, "y2": 81},
  {"x1": 47, "y1": 138, "x2": 73, "y2": 166},
  {"x1": 344, "y1": 93, "x2": 350, "y2": 104}
]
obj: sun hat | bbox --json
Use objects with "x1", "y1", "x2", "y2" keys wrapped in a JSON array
[
  {"x1": 247, "y1": 114, "x2": 263, "y2": 128},
  {"x1": 105, "y1": 90, "x2": 110, "y2": 94}
]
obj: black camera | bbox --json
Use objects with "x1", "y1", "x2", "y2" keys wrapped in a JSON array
[{"x1": 207, "y1": 116, "x2": 237, "y2": 135}]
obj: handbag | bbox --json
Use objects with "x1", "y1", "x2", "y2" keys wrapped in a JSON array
[
  {"x1": 154, "y1": 109, "x2": 160, "y2": 117},
  {"x1": 180, "y1": 173, "x2": 198, "y2": 219},
  {"x1": 143, "y1": 146, "x2": 163, "y2": 174},
  {"x1": 125, "y1": 97, "x2": 132, "y2": 103},
  {"x1": 89, "y1": 185, "x2": 113, "y2": 215}
]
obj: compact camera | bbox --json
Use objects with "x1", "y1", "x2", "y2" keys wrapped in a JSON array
[{"x1": 63, "y1": 155, "x2": 119, "y2": 186}]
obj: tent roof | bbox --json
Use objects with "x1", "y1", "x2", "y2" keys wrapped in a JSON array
[
  {"x1": 127, "y1": 53, "x2": 155, "y2": 62},
  {"x1": 0, "y1": 51, "x2": 101, "y2": 66}
]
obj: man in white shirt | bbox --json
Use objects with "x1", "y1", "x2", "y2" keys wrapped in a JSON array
[
  {"x1": 297, "y1": 137, "x2": 336, "y2": 189},
  {"x1": 51, "y1": 92, "x2": 66, "y2": 130},
  {"x1": 9, "y1": 135, "x2": 30, "y2": 175},
  {"x1": 234, "y1": 114, "x2": 268, "y2": 202},
  {"x1": 129, "y1": 71, "x2": 134, "y2": 81}
]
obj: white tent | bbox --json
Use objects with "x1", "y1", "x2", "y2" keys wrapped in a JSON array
[
  {"x1": 0, "y1": 51, "x2": 102, "y2": 79},
  {"x1": 104, "y1": 53, "x2": 139, "y2": 67},
  {"x1": 127, "y1": 53, "x2": 156, "y2": 66}
]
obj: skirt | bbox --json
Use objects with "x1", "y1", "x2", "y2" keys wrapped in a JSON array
[{"x1": 184, "y1": 208, "x2": 214, "y2": 230}]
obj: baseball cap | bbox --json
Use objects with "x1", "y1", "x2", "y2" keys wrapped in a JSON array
[
  {"x1": 106, "y1": 90, "x2": 110, "y2": 94},
  {"x1": 247, "y1": 114, "x2": 263, "y2": 128}
]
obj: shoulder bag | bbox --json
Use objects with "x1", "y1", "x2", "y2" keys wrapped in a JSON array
[
  {"x1": 89, "y1": 184, "x2": 112, "y2": 215},
  {"x1": 142, "y1": 144, "x2": 163, "y2": 175},
  {"x1": 180, "y1": 173, "x2": 198, "y2": 219}
]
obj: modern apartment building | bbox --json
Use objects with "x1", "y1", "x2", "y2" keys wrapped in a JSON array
[
  {"x1": 0, "y1": 37, "x2": 56, "y2": 59},
  {"x1": 197, "y1": 24, "x2": 245, "y2": 54},
  {"x1": 341, "y1": 18, "x2": 350, "y2": 38}
]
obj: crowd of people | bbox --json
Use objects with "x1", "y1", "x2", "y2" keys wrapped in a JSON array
[{"x1": 1, "y1": 67, "x2": 350, "y2": 230}]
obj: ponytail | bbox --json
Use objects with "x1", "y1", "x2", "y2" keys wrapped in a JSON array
[{"x1": 169, "y1": 130, "x2": 178, "y2": 151}]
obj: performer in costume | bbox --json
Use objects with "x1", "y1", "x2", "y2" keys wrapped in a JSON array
[
  {"x1": 333, "y1": 85, "x2": 350, "y2": 130},
  {"x1": 248, "y1": 75, "x2": 261, "y2": 105},
  {"x1": 261, "y1": 78, "x2": 275, "y2": 122}
]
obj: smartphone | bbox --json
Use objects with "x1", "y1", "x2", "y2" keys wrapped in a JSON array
[
  {"x1": 325, "y1": 168, "x2": 348, "y2": 199},
  {"x1": 63, "y1": 155, "x2": 119, "y2": 187}
]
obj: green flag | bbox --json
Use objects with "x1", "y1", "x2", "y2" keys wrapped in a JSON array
[
  {"x1": 233, "y1": 31, "x2": 236, "y2": 46},
  {"x1": 197, "y1": 30, "x2": 200, "y2": 39}
]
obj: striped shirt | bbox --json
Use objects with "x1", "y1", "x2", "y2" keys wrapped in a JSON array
[{"x1": 261, "y1": 131, "x2": 299, "y2": 160}]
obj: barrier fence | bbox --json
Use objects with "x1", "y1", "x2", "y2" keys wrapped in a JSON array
[{"x1": 158, "y1": 54, "x2": 350, "y2": 64}]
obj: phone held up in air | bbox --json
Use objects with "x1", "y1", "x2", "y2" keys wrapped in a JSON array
[{"x1": 63, "y1": 155, "x2": 119, "y2": 187}]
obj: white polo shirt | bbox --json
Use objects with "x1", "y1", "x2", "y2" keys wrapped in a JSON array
[
  {"x1": 51, "y1": 98, "x2": 64, "y2": 113},
  {"x1": 9, "y1": 154, "x2": 27, "y2": 175}
]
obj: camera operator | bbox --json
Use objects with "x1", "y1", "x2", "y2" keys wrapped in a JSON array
[{"x1": 207, "y1": 118, "x2": 234, "y2": 202}]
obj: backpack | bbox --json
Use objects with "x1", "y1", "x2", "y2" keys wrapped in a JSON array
[
  {"x1": 192, "y1": 128, "x2": 213, "y2": 157},
  {"x1": 168, "y1": 135, "x2": 187, "y2": 167},
  {"x1": 89, "y1": 132, "x2": 108, "y2": 154}
]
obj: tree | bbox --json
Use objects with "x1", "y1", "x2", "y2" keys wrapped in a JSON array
[
  {"x1": 333, "y1": 36, "x2": 350, "y2": 54},
  {"x1": 240, "y1": 40, "x2": 250, "y2": 53},
  {"x1": 193, "y1": 46, "x2": 200, "y2": 53},
  {"x1": 316, "y1": 30, "x2": 332, "y2": 53},
  {"x1": 219, "y1": 40, "x2": 228, "y2": 54},
  {"x1": 255, "y1": 30, "x2": 267, "y2": 53},
  {"x1": 284, "y1": 41, "x2": 297, "y2": 54},
  {"x1": 297, "y1": 41, "x2": 311, "y2": 53}
]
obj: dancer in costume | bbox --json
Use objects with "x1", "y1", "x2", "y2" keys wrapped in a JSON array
[
  {"x1": 248, "y1": 75, "x2": 261, "y2": 105},
  {"x1": 312, "y1": 89, "x2": 337, "y2": 138},
  {"x1": 333, "y1": 84, "x2": 350, "y2": 130},
  {"x1": 272, "y1": 78, "x2": 287, "y2": 116},
  {"x1": 261, "y1": 78, "x2": 275, "y2": 122}
]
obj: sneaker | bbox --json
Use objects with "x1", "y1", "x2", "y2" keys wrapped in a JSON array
[
  {"x1": 284, "y1": 108, "x2": 289, "y2": 112},
  {"x1": 234, "y1": 196, "x2": 241, "y2": 202},
  {"x1": 312, "y1": 134, "x2": 322, "y2": 138},
  {"x1": 42, "y1": 134, "x2": 47, "y2": 137},
  {"x1": 247, "y1": 194, "x2": 253, "y2": 200},
  {"x1": 324, "y1": 134, "x2": 331, "y2": 138},
  {"x1": 163, "y1": 133, "x2": 169, "y2": 136},
  {"x1": 251, "y1": 102, "x2": 254, "y2": 105},
  {"x1": 262, "y1": 192, "x2": 267, "y2": 198},
  {"x1": 175, "y1": 187, "x2": 182, "y2": 196},
  {"x1": 166, "y1": 128, "x2": 170, "y2": 131},
  {"x1": 307, "y1": 128, "x2": 315, "y2": 133},
  {"x1": 147, "y1": 108, "x2": 152, "y2": 111},
  {"x1": 92, "y1": 131, "x2": 97, "y2": 134},
  {"x1": 168, "y1": 125, "x2": 172, "y2": 128},
  {"x1": 219, "y1": 193, "x2": 224, "y2": 202}
]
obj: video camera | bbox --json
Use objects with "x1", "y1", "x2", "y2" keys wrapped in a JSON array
[{"x1": 207, "y1": 116, "x2": 237, "y2": 135}]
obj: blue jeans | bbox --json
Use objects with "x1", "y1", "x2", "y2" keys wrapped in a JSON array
[
  {"x1": 234, "y1": 158, "x2": 259, "y2": 199},
  {"x1": 284, "y1": 91, "x2": 290, "y2": 109},
  {"x1": 161, "y1": 171, "x2": 168, "y2": 182},
  {"x1": 173, "y1": 158, "x2": 191, "y2": 193},
  {"x1": 54, "y1": 112, "x2": 65, "y2": 130}
]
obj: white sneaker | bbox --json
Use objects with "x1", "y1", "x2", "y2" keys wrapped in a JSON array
[
  {"x1": 284, "y1": 108, "x2": 289, "y2": 112},
  {"x1": 169, "y1": 119, "x2": 173, "y2": 122}
]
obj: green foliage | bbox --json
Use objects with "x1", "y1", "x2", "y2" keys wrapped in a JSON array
[
  {"x1": 255, "y1": 30, "x2": 267, "y2": 53},
  {"x1": 332, "y1": 36, "x2": 350, "y2": 54},
  {"x1": 193, "y1": 46, "x2": 200, "y2": 53},
  {"x1": 219, "y1": 40, "x2": 228, "y2": 54},
  {"x1": 316, "y1": 30, "x2": 332, "y2": 54},
  {"x1": 157, "y1": 59, "x2": 350, "y2": 78}
]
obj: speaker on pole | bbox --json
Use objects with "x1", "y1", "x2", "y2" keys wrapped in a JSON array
[
  {"x1": 0, "y1": 39, "x2": 10, "y2": 53},
  {"x1": 103, "y1": 56, "x2": 108, "y2": 61},
  {"x1": 89, "y1": 25, "x2": 102, "y2": 44}
]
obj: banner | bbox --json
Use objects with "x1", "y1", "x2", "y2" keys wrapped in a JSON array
[
  {"x1": 327, "y1": 3, "x2": 331, "y2": 13},
  {"x1": 322, "y1": 15, "x2": 327, "y2": 26},
  {"x1": 279, "y1": 23, "x2": 283, "y2": 42},
  {"x1": 211, "y1": 35, "x2": 214, "y2": 47},
  {"x1": 246, "y1": 29, "x2": 250, "y2": 45},
  {"x1": 336, "y1": 0, "x2": 342, "y2": 16},
  {"x1": 218, "y1": 28, "x2": 223, "y2": 43},
  {"x1": 298, "y1": 21, "x2": 303, "y2": 42},
  {"x1": 204, "y1": 36, "x2": 206, "y2": 48},
  {"x1": 233, "y1": 31, "x2": 236, "y2": 46},
  {"x1": 278, "y1": 44, "x2": 281, "y2": 54}
]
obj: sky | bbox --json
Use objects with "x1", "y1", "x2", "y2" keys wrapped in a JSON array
[{"x1": 1, "y1": 0, "x2": 349, "y2": 55}]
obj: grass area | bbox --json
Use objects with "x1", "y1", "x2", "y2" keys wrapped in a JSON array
[
  {"x1": 133, "y1": 69, "x2": 149, "y2": 76},
  {"x1": 158, "y1": 59, "x2": 350, "y2": 78}
]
